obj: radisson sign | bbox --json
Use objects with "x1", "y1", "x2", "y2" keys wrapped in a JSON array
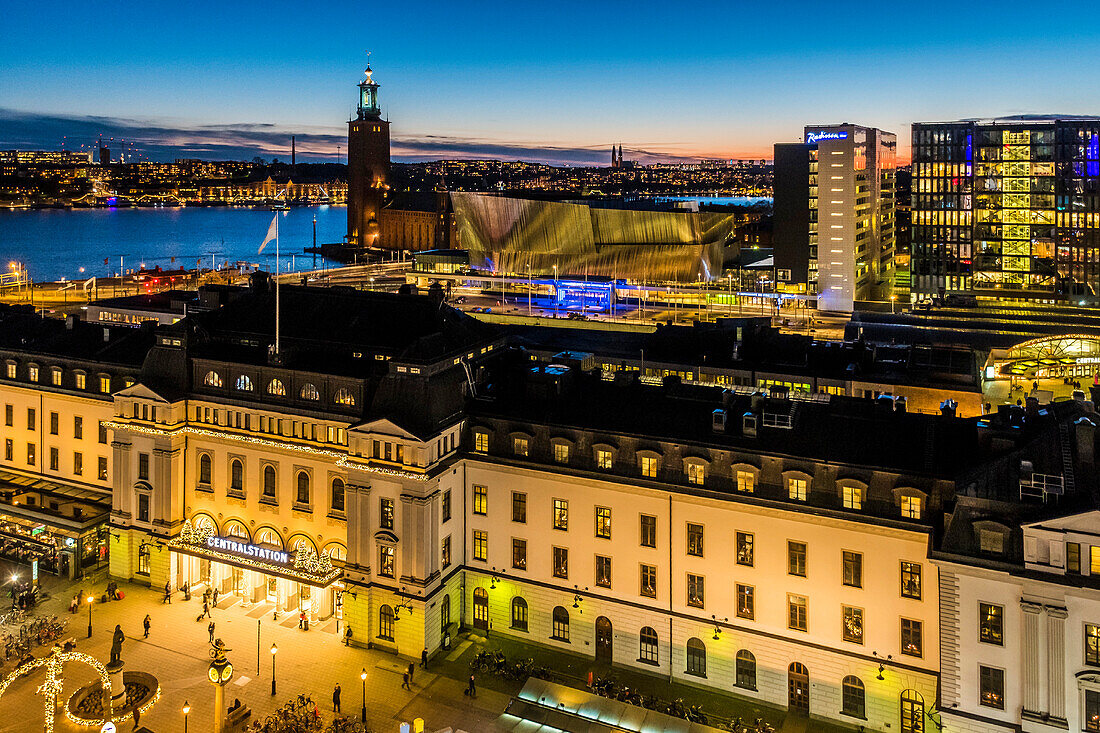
[
  {"x1": 206, "y1": 536, "x2": 290, "y2": 564},
  {"x1": 806, "y1": 131, "x2": 848, "y2": 144}
]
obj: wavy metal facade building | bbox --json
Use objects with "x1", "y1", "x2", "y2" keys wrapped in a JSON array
[{"x1": 451, "y1": 192, "x2": 744, "y2": 281}]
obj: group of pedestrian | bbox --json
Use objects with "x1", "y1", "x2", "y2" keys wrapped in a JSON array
[
  {"x1": 106, "y1": 580, "x2": 120, "y2": 601},
  {"x1": 8, "y1": 581, "x2": 36, "y2": 610}
]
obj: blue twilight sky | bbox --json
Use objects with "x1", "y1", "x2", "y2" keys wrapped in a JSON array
[{"x1": 2, "y1": 0, "x2": 1099, "y2": 165}]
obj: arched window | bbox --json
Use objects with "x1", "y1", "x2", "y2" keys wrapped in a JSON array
[
  {"x1": 203, "y1": 371, "x2": 223, "y2": 387},
  {"x1": 262, "y1": 465, "x2": 276, "y2": 499},
  {"x1": 901, "y1": 690, "x2": 924, "y2": 733},
  {"x1": 441, "y1": 594, "x2": 451, "y2": 630},
  {"x1": 640, "y1": 626, "x2": 659, "y2": 664},
  {"x1": 686, "y1": 637, "x2": 706, "y2": 677},
  {"x1": 378, "y1": 605, "x2": 395, "y2": 641},
  {"x1": 256, "y1": 529, "x2": 282, "y2": 549},
  {"x1": 193, "y1": 514, "x2": 216, "y2": 534},
  {"x1": 198, "y1": 453, "x2": 212, "y2": 485},
  {"x1": 511, "y1": 597, "x2": 529, "y2": 631},
  {"x1": 137, "y1": 543, "x2": 150, "y2": 576},
  {"x1": 230, "y1": 459, "x2": 243, "y2": 492},
  {"x1": 735, "y1": 650, "x2": 756, "y2": 689},
  {"x1": 235, "y1": 375, "x2": 254, "y2": 391},
  {"x1": 551, "y1": 606, "x2": 570, "y2": 642},
  {"x1": 333, "y1": 388, "x2": 355, "y2": 407},
  {"x1": 267, "y1": 378, "x2": 286, "y2": 396},
  {"x1": 224, "y1": 520, "x2": 248, "y2": 541},
  {"x1": 331, "y1": 478, "x2": 345, "y2": 513},
  {"x1": 324, "y1": 544, "x2": 347, "y2": 565},
  {"x1": 299, "y1": 383, "x2": 319, "y2": 401},
  {"x1": 842, "y1": 676, "x2": 865, "y2": 718},
  {"x1": 296, "y1": 471, "x2": 310, "y2": 505}
]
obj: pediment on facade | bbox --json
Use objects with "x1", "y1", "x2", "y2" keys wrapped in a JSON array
[
  {"x1": 1025, "y1": 510, "x2": 1100, "y2": 537},
  {"x1": 350, "y1": 418, "x2": 422, "y2": 441},
  {"x1": 374, "y1": 530, "x2": 399, "y2": 544},
  {"x1": 114, "y1": 382, "x2": 171, "y2": 403}
]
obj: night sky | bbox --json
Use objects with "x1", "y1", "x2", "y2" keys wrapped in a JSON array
[{"x1": 2, "y1": 0, "x2": 1099, "y2": 164}]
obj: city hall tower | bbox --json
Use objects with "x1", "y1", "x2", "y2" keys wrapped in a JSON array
[{"x1": 347, "y1": 63, "x2": 390, "y2": 247}]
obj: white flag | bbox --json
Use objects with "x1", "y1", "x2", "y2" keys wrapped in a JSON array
[{"x1": 258, "y1": 214, "x2": 277, "y2": 253}]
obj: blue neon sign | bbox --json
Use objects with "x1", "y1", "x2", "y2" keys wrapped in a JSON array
[{"x1": 806, "y1": 131, "x2": 848, "y2": 144}]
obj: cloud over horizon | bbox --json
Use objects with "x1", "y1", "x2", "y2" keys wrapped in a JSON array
[{"x1": 0, "y1": 109, "x2": 703, "y2": 167}]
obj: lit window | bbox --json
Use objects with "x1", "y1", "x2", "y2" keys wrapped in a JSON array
[
  {"x1": 472, "y1": 484, "x2": 487, "y2": 515},
  {"x1": 553, "y1": 443, "x2": 570, "y2": 463},
  {"x1": 736, "y1": 470, "x2": 755, "y2": 493},
  {"x1": 379, "y1": 498, "x2": 394, "y2": 530},
  {"x1": 28, "y1": 365, "x2": 38, "y2": 382},
  {"x1": 474, "y1": 432, "x2": 489, "y2": 452},
  {"x1": 266, "y1": 378, "x2": 286, "y2": 396},
  {"x1": 736, "y1": 584, "x2": 754, "y2": 620},
  {"x1": 687, "y1": 523, "x2": 704, "y2": 557},
  {"x1": 901, "y1": 495, "x2": 922, "y2": 519},
  {"x1": 687, "y1": 573, "x2": 705, "y2": 608},
  {"x1": 640, "y1": 627, "x2": 658, "y2": 664},
  {"x1": 595, "y1": 556, "x2": 612, "y2": 588},
  {"x1": 640, "y1": 564, "x2": 656, "y2": 598},
  {"x1": 235, "y1": 375, "x2": 254, "y2": 391},
  {"x1": 842, "y1": 485, "x2": 863, "y2": 510},
  {"x1": 1087, "y1": 624, "x2": 1100, "y2": 666},
  {"x1": 640, "y1": 455, "x2": 658, "y2": 478},
  {"x1": 51, "y1": 368, "x2": 62, "y2": 386},
  {"x1": 595, "y1": 507, "x2": 611, "y2": 539},
  {"x1": 686, "y1": 462, "x2": 706, "y2": 485},
  {"x1": 736, "y1": 531, "x2": 754, "y2": 566},
  {"x1": 511, "y1": 538, "x2": 526, "y2": 570},
  {"x1": 901, "y1": 618, "x2": 923, "y2": 657},
  {"x1": 979, "y1": 666, "x2": 1004, "y2": 710},
  {"x1": 901, "y1": 561, "x2": 922, "y2": 599},
  {"x1": 75, "y1": 373, "x2": 87, "y2": 390},
  {"x1": 553, "y1": 499, "x2": 568, "y2": 530},
  {"x1": 299, "y1": 383, "x2": 319, "y2": 400},
  {"x1": 551, "y1": 606, "x2": 569, "y2": 642},
  {"x1": 513, "y1": 436, "x2": 528, "y2": 457},
  {"x1": 203, "y1": 371, "x2": 223, "y2": 387},
  {"x1": 842, "y1": 605, "x2": 864, "y2": 644},
  {"x1": 473, "y1": 530, "x2": 488, "y2": 562},
  {"x1": 99, "y1": 375, "x2": 111, "y2": 394},
  {"x1": 788, "y1": 594, "x2": 808, "y2": 631},
  {"x1": 596, "y1": 449, "x2": 613, "y2": 469},
  {"x1": 979, "y1": 603, "x2": 1003, "y2": 645},
  {"x1": 378, "y1": 546, "x2": 395, "y2": 577},
  {"x1": 788, "y1": 477, "x2": 808, "y2": 501},
  {"x1": 333, "y1": 388, "x2": 355, "y2": 406},
  {"x1": 552, "y1": 546, "x2": 568, "y2": 578}
]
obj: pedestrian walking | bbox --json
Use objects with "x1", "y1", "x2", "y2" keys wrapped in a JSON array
[
  {"x1": 212, "y1": 588, "x2": 219, "y2": 607},
  {"x1": 420, "y1": 648, "x2": 428, "y2": 669},
  {"x1": 208, "y1": 620, "x2": 215, "y2": 644},
  {"x1": 163, "y1": 581, "x2": 171, "y2": 604},
  {"x1": 202, "y1": 600, "x2": 210, "y2": 618},
  {"x1": 143, "y1": 615, "x2": 150, "y2": 638},
  {"x1": 465, "y1": 674, "x2": 476, "y2": 697},
  {"x1": 298, "y1": 610, "x2": 305, "y2": 629},
  {"x1": 407, "y1": 662, "x2": 415, "y2": 685},
  {"x1": 332, "y1": 684, "x2": 341, "y2": 713},
  {"x1": 401, "y1": 671, "x2": 410, "y2": 690},
  {"x1": 203, "y1": 588, "x2": 210, "y2": 605}
]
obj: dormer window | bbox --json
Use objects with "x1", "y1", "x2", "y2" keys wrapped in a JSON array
[
  {"x1": 28, "y1": 365, "x2": 38, "y2": 382},
  {"x1": 235, "y1": 375, "x2": 254, "y2": 392},
  {"x1": 513, "y1": 436, "x2": 529, "y2": 457},
  {"x1": 5, "y1": 362, "x2": 15, "y2": 379},
  {"x1": 300, "y1": 383, "x2": 319, "y2": 401},
  {"x1": 203, "y1": 371, "x2": 223, "y2": 387},
  {"x1": 979, "y1": 529, "x2": 1004, "y2": 555},
  {"x1": 333, "y1": 388, "x2": 355, "y2": 406},
  {"x1": 901, "y1": 496, "x2": 922, "y2": 519},
  {"x1": 473, "y1": 430, "x2": 489, "y2": 453},
  {"x1": 50, "y1": 368, "x2": 62, "y2": 386}
]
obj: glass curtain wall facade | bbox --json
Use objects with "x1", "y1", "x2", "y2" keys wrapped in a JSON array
[{"x1": 912, "y1": 120, "x2": 1100, "y2": 303}]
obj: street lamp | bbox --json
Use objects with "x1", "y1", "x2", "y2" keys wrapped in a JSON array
[
  {"x1": 890, "y1": 294, "x2": 898, "y2": 315},
  {"x1": 360, "y1": 668, "x2": 367, "y2": 723},
  {"x1": 86, "y1": 595, "x2": 94, "y2": 638},
  {"x1": 270, "y1": 643, "x2": 277, "y2": 696},
  {"x1": 183, "y1": 700, "x2": 190, "y2": 733},
  {"x1": 369, "y1": 277, "x2": 374, "y2": 292}
]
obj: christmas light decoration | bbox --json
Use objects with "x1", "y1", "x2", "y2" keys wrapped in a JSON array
[{"x1": 0, "y1": 647, "x2": 113, "y2": 733}]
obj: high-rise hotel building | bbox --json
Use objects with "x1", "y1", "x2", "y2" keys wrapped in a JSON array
[
  {"x1": 910, "y1": 118, "x2": 1100, "y2": 303},
  {"x1": 774, "y1": 125, "x2": 897, "y2": 312}
]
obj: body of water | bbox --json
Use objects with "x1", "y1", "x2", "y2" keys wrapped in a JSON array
[{"x1": 0, "y1": 205, "x2": 348, "y2": 282}]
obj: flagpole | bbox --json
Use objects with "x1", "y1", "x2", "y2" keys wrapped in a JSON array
[{"x1": 275, "y1": 214, "x2": 281, "y2": 356}]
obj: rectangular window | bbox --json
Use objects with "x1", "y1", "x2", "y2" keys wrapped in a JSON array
[
  {"x1": 788, "y1": 477, "x2": 808, "y2": 501},
  {"x1": 901, "y1": 561, "x2": 922, "y2": 599},
  {"x1": 137, "y1": 545, "x2": 150, "y2": 575},
  {"x1": 511, "y1": 538, "x2": 527, "y2": 570},
  {"x1": 842, "y1": 485, "x2": 863, "y2": 510},
  {"x1": 442, "y1": 536, "x2": 451, "y2": 569},
  {"x1": 473, "y1": 530, "x2": 488, "y2": 562},
  {"x1": 4, "y1": 404, "x2": 11, "y2": 427},
  {"x1": 442, "y1": 489, "x2": 451, "y2": 523},
  {"x1": 552, "y1": 546, "x2": 568, "y2": 579},
  {"x1": 979, "y1": 603, "x2": 1004, "y2": 645},
  {"x1": 686, "y1": 462, "x2": 705, "y2": 485},
  {"x1": 687, "y1": 522, "x2": 704, "y2": 557},
  {"x1": 1087, "y1": 624, "x2": 1100, "y2": 666},
  {"x1": 736, "y1": 531, "x2": 754, "y2": 566},
  {"x1": 511, "y1": 491, "x2": 526, "y2": 523},
  {"x1": 596, "y1": 449, "x2": 612, "y2": 469},
  {"x1": 595, "y1": 506, "x2": 612, "y2": 539},
  {"x1": 98, "y1": 421, "x2": 108, "y2": 444},
  {"x1": 901, "y1": 618, "x2": 923, "y2": 657},
  {"x1": 137, "y1": 452, "x2": 150, "y2": 481},
  {"x1": 27, "y1": 407, "x2": 35, "y2": 430},
  {"x1": 736, "y1": 584, "x2": 755, "y2": 620},
  {"x1": 99, "y1": 375, "x2": 110, "y2": 394},
  {"x1": 1069, "y1": 542, "x2": 1082, "y2": 573},
  {"x1": 842, "y1": 551, "x2": 863, "y2": 588},
  {"x1": 28, "y1": 365, "x2": 38, "y2": 382},
  {"x1": 74, "y1": 416, "x2": 83, "y2": 439},
  {"x1": 49, "y1": 447, "x2": 58, "y2": 471},
  {"x1": 553, "y1": 499, "x2": 568, "y2": 531},
  {"x1": 1092, "y1": 546, "x2": 1100, "y2": 576},
  {"x1": 595, "y1": 555, "x2": 612, "y2": 588},
  {"x1": 686, "y1": 573, "x2": 705, "y2": 608},
  {"x1": 50, "y1": 369, "x2": 61, "y2": 386},
  {"x1": 4, "y1": 439, "x2": 12, "y2": 461},
  {"x1": 640, "y1": 514, "x2": 657, "y2": 548},
  {"x1": 553, "y1": 443, "x2": 570, "y2": 463},
  {"x1": 137, "y1": 493, "x2": 150, "y2": 523},
  {"x1": 379, "y1": 546, "x2": 395, "y2": 577},
  {"x1": 1089, "y1": 691, "x2": 1100, "y2": 733},
  {"x1": 979, "y1": 666, "x2": 1005, "y2": 710},
  {"x1": 640, "y1": 564, "x2": 656, "y2": 598},
  {"x1": 76, "y1": 373, "x2": 86, "y2": 390},
  {"x1": 472, "y1": 484, "x2": 487, "y2": 515},
  {"x1": 788, "y1": 594, "x2": 808, "y2": 631},
  {"x1": 49, "y1": 411, "x2": 58, "y2": 435},
  {"x1": 736, "y1": 470, "x2": 755, "y2": 493},
  {"x1": 26, "y1": 443, "x2": 35, "y2": 466},
  {"x1": 98, "y1": 456, "x2": 108, "y2": 481},
  {"x1": 640, "y1": 455, "x2": 658, "y2": 478},
  {"x1": 513, "y1": 436, "x2": 528, "y2": 457},
  {"x1": 379, "y1": 498, "x2": 394, "y2": 530},
  {"x1": 901, "y1": 495, "x2": 922, "y2": 519},
  {"x1": 788, "y1": 541, "x2": 807, "y2": 577},
  {"x1": 842, "y1": 605, "x2": 864, "y2": 644},
  {"x1": 474, "y1": 432, "x2": 489, "y2": 452}
]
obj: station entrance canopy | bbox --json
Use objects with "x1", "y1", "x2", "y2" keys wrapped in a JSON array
[{"x1": 995, "y1": 335, "x2": 1100, "y2": 380}]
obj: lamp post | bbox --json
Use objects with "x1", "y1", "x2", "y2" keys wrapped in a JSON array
[
  {"x1": 86, "y1": 595, "x2": 94, "y2": 638},
  {"x1": 183, "y1": 700, "x2": 190, "y2": 733},
  {"x1": 360, "y1": 668, "x2": 367, "y2": 723},
  {"x1": 270, "y1": 643, "x2": 277, "y2": 696}
]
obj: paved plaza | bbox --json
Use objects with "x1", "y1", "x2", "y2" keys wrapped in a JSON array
[{"x1": 2, "y1": 564, "x2": 506, "y2": 733}]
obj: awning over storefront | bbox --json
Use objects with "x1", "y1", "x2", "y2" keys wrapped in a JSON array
[{"x1": 995, "y1": 335, "x2": 1100, "y2": 378}]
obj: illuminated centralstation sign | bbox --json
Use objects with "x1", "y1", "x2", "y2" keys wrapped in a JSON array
[
  {"x1": 806, "y1": 131, "x2": 848, "y2": 144},
  {"x1": 205, "y1": 536, "x2": 290, "y2": 564}
]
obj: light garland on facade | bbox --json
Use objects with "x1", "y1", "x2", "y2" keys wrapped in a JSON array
[
  {"x1": 170, "y1": 520, "x2": 341, "y2": 586},
  {"x1": 106, "y1": 421, "x2": 431, "y2": 481}
]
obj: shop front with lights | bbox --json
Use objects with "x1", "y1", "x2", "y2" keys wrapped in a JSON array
[{"x1": 169, "y1": 514, "x2": 345, "y2": 623}]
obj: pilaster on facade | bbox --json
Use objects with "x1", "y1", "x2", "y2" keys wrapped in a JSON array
[
  {"x1": 1045, "y1": 605, "x2": 1068, "y2": 723},
  {"x1": 1022, "y1": 601, "x2": 1043, "y2": 717}
]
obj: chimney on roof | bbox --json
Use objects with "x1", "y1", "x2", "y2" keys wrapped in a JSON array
[
  {"x1": 65, "y1": 315, "x2": 75, "y2": 330},
  {"x1": 712, "y1": 408, "x2": 727, "y2": 433},
  {"x1": 102, "y1": 327, "x2": 110, "y2": 342},
  {"x1": 742, "y1": 412, "x2": 758, "y2": 438}
]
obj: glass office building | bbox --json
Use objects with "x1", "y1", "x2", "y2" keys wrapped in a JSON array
[{"x1": 911, "y1": 119, "x2": 1100, "y2": 303}]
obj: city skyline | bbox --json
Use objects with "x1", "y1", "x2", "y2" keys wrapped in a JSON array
[{"x1": 4, "y1": 0, "x2": 1100, "y2": 164}]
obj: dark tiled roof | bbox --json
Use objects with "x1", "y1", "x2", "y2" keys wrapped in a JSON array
[{"x1": 0, "y1": 304, "x2": 153, "y2": 366}]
